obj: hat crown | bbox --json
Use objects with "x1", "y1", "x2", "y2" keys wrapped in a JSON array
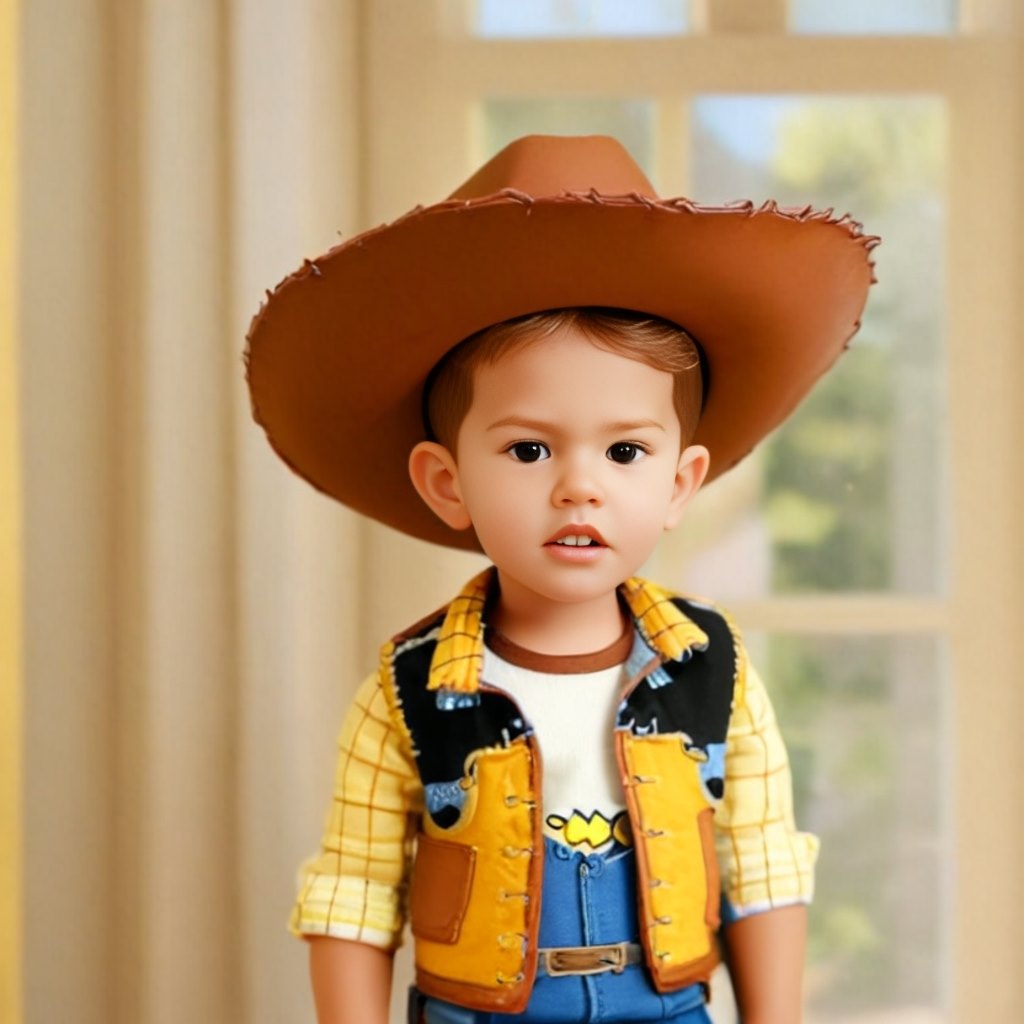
[{"x1": 449, "y1": 134, "x2": 658, "y2": 201}]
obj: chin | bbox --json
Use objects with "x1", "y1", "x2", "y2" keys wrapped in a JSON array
[{"x1": 536, "y1": 572, "x2": 628, "y2": 605}]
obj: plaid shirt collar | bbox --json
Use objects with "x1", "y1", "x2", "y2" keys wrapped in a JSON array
[{"x1": 427, "y1": 567, "x2": 709, "y2": 695}]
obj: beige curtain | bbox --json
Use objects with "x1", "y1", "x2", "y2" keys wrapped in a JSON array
[{"x1": 14, "y1": 2, "x2": 444, "y2": 1021}]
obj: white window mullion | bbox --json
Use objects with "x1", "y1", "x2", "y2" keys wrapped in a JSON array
[
  {"x1": 700, "y1": 0, "x2": 788, "y2": 34},
  {"x1": 654, "y1": 94, "x2": 688, "y2": 195}
]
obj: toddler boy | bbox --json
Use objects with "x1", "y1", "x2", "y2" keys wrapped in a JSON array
[{"x1": 245, "y1": 135, "x2": 876, "y2": 1024}]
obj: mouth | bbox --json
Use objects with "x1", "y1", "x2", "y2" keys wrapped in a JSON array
[{"x1": 546, "y1": 525, "x2": 608, "y2": 549}]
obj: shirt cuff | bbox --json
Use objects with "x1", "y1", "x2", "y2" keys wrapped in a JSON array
[
  {"x1": 720, "y1": 828, "x2": 819, "y2": 922},
  {"x1": 289, "y1": 871, "x2": 405, "y2": 951}
]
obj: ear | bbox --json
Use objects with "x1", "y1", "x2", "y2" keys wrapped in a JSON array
[
  {"x1": 408, "y1": 441, "x2": 473, "y2": 531},
  {"x1": 663, "y1": 444, "x2": 710, "y2": 531}
]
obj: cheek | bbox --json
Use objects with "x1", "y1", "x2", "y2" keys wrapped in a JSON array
[
  {"x1": 623, "y1": 473, "x2": 679, "y2": 525},
  {"x1": 458, "y1": 458, "x2": 510, "y2": 507},
  {"x1": 465, "y1": 479, "x2": 533, "y2": 538}
]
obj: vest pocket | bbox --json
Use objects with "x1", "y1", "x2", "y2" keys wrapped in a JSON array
[{"x1": 409, "y1": 833, "x2": 477, "y2": 945}]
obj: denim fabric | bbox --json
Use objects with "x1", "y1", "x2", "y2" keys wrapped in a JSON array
[{"x1": 422, "y1": 838, "x2": 709, "y2": 1024}]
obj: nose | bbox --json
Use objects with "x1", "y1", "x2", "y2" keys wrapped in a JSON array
[{"x1": 551, "y1": 458, "x2": 604, "y2": 507}]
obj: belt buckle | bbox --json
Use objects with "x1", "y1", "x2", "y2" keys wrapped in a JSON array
[{"x1": 543, "y1": 943, "x2": 627, "y2": 977}]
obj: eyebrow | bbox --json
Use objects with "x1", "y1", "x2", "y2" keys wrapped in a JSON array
[{"x1": 486, "y1": 416, "x2": 668, "y2": 434}]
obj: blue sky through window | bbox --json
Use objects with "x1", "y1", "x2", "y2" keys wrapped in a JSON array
[
  {"x1": 791, "y1": 0, "x2": 957, "y2": 34},
  {"x1": 475, "y1": 0, "x2": 956, "y2": 37},
  {"x1": 476, "y1": 0, "x2": 687, "y2": 37}
]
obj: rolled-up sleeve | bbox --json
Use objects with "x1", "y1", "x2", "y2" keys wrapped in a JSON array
[
  {"x1": 715, "y1": 654, "x2": 819, "y2": 920},
  {"x1": 289, "y1": 672, "x2": 422, "y2": 950}
]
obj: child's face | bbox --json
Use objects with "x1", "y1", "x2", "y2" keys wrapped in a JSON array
[{"x1": 425, "y1": 325, "x2": 708, "y2": 608}]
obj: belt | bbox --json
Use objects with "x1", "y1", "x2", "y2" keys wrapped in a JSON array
[{"x1": 537, "y1": 941, "x2": 644, "y2": 977}]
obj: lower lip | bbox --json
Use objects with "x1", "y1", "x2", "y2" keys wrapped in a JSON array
[{"x1": 544, "y1": 542, "x2": 607, "y2": 563}]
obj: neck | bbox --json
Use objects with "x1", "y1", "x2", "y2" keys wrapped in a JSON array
[{"x1": 489, "y1": 574, "x2": 628, "y2": 656}]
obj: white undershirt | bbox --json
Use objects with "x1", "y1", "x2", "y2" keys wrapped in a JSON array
[{"x1": 482, "y1": 645, "x2": 629, "y2": 851}]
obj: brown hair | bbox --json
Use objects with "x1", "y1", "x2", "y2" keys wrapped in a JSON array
[{"x1": 424, "y1": 307, "x2": 704, "y2": 453}]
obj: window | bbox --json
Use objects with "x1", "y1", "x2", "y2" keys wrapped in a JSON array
[
  {"x1": 366, "y1": 2, "x2": 1022, "y2": 1018},
  {"x1": 790, "y1": 0, "x2": 958, "y2": 35},
  {"x1": 476, "y1": 0, "x2": 689, "y2": 38},
  {"x1": 473, "y1": 0, "x2": 961, "y2": 36}
]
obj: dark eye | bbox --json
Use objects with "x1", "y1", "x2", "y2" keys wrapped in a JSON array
[
  {"x1": 507, "y1": 441, "x2": 550, "y2": 463},
  {"x1": 607, "y1": 442, "x2": 645, "y2": 464}
]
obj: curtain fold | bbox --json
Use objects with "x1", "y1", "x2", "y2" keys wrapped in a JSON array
[{"x1": 20, "y1": 2, "x2": 368, "y2": 1021}]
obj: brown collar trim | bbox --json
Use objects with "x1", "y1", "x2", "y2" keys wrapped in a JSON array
[{"x1": 485, "y1": 621, "x2": 633, "y2": 675}]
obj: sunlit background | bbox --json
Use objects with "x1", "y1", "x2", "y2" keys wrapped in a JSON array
[{"x1": 6, "y1": 1, "x2": 1022, "y2": 1023}]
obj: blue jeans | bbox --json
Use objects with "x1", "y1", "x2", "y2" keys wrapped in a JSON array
[{"x1": 421, "y1": 839, "x2": 711, "y2": 1024}]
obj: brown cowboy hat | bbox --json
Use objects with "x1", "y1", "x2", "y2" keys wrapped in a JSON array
[{"x1": 245, "y1": 134, "x2": 877, "y2": 551}]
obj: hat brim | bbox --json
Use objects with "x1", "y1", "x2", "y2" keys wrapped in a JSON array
[{"x1": 245, "y1": 191, "x2": 877, "y2": 551}]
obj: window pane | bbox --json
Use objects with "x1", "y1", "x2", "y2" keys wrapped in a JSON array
[
  {"x1": 659, "y1": 96, "x2": 948, "y2": 597},
  {"x1": 481, "y1": 97, "x2": 656, "y2": 178},
  {"x1": 791, "y1": 0, "x2": 958, "y2": 35},
  {"x1": 475, "y1": 0, "x2": 688, "y2": 37},
  {"x1": 749, "y1": 632, "x2": 948, "y2": 1023}
]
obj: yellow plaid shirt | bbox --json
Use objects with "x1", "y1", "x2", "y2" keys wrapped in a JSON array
[{"x1": 291, "y1": 571, "x2": 819, "y2": 949}]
